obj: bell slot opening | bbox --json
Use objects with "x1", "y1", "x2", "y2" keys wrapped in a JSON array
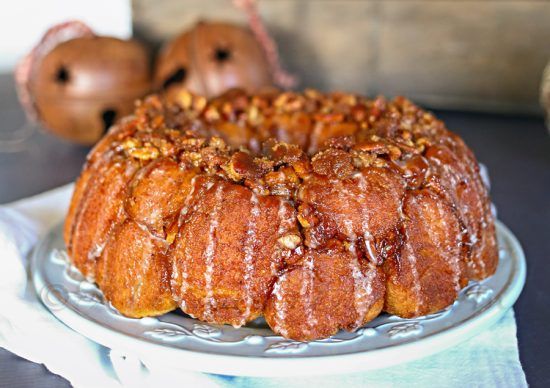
[
  {"x1": 55, "y1": 66, "x2": 70, "y2": 84},
  {"x1": 101, "y1": 109, "x2": 117, "y2": 133},
  {"x1": 213, "y1": 47, "x2": 232, "y2": 63},
  {"x1": 162, "y1": 67, "x2": 187, "y2": 89}
]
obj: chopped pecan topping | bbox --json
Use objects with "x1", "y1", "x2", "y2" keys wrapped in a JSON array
[
  {"x1": 264, "y1": 166, "x2": 299, "y2": 196},
  {"x1": 128, "y1": 146, "x2": 160, "y2": 160},
  {"x1": 277, "y1": 234, "x2": 302, "y2": 250},
  {"x1": 311, "y1": 149, "x2": 354, "y2": 178},
  {"x1": 224, "y1": 151, "x2": 272, "y2": 181},
  {"x1": 112, "y1": 89, "x2": 459, "y2": 198},
  {"x1": 262, "y1": 140, "x2": 304, "y2": 166}
]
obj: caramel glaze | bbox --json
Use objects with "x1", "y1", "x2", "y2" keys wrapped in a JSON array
[{"x1": 64, "y1": 89, "x2": 498, "y2": 341}]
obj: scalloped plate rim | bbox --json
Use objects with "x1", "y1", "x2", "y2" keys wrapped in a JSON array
[{"x1": 31, "y1": 220, "x2": 526, "y2": 377}]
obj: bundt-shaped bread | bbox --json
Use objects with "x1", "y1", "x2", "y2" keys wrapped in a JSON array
[{"x1": 64, "y1": 89, "x2": 498, "y2": 341}]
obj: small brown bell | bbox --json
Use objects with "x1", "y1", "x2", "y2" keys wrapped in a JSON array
[
  {"x1": 17, "y1": 22, "x2": 152, "y2": 145},
  {"x1": 154, "y1": 21, "x2": 274, "y2": 99}
]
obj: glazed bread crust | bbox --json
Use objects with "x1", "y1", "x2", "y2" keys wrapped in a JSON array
[{"x1": 64, "y1": 89, "x2": 498, "y2": 341}]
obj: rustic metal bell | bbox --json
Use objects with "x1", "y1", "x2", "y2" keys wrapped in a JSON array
[
  {"x1": 154, "y1": 21, "x2": 274, "y2": 99},
  {"x1": 30, "y1": 36, "x2": 151, "y2": 144}
]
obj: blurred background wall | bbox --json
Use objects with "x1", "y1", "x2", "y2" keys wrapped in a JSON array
[
  {"x1": 0, "y1": 0, "x2": 132, "y2": 70},
  {"x1": 133, "y1": 0, "x2": 550, "y2": 114},
  {"x1": 0, "y1": 0, "x2": 548, "y2": 115}
]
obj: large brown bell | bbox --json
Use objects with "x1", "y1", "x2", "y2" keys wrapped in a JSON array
[
  {"x1": 30, "y1": 36, "x2": 151, "y2": 144},
  {"x1": 154, "y1": 21, "x2": 274, "y2": 99}
]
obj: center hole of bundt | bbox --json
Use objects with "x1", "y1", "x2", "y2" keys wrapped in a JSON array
[
  {"x1": 101, "y1": 109, "x2": 117, "y2": 132},
  {"x1": 213, "y1": 47, "x2": 232, "y2": 63},
  {"x1": 162, "y1": 67, "x2": 187, "y2": 89},
  {"x1": 55, "y1": 66, "x2": 70, "y2": 84}
]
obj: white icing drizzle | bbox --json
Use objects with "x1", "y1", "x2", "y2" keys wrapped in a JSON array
[
  {"x1": 241, "y1": 193, "x2": 260, "y2": 325},
  {"x1": 88, "y1": 242, "x2": 106, "y2": 261},
  {"x1": 439, "y1": 202, "x2": 461, "y2": 293},
  {"x1": 272, "y1": 199, "x2": 290, "y2": 276},
  {"x1": 271, "y1": 274, "x2": 289, "y2": 337},
  {"x1": 404, "y1": 243, "x2": 423, "y2": 314},
  {"x1": 343, "y1": 218, "x2": 372, "y2": 329},
  {"x1": 364, "y1": 238, "x2": 377, "y2": 263},
  {"x1": 95, "y1": 204, "x2": 128, "y2": 284},
  {"x1": 425, "y1": 200, "x2": 461, "y2": 294},
  {"x1": 344, "y1": 175, "x2": 379, "y2": 327},
  {"x1": 86, "y1": 201, "x2": 125, "y2": 263},
  {"x1": 468, "y1": 173, "x2": 487, "y2": 277},
  {"x1": 171, "y1": 176, "x2": 200, "y2": 309},
  {"x1": 361, "y1": 261, "x2": 376, "y2": 321},
  {"x1": 269, "y1": 199, "x2": 294, "y2": 336},
  {"x1": 436, "y1": 158, "x2": 487, "y2": 277},
  {"x1": 177, "y1": 222, "x2": 196, "y2": 310},
  {"x1": 460, "y1": 158, "x2": 489, "y2": 278},
  {"x1": 98, "y1": 241, "x2": 110, "y2": 284},
  {"x1": 476, "y1": 209, "x2": 488, "y2": 278},
  {"x1": 354, "y1": 173, "x2": 378, "y2": 264},
  {"x1": 177, "y1": 176, "x2": 199, "y2": 226},
  {"x1": 134, "y1": 220, "x2": 170, "y2": 247},
  {"x1": 403, "y1": 200, "x2": 423, "y2": 314},
  {"x1": 170, "y1": 255, "x2": 182, "y2": 305},
  {"x1": 301, "y1": 253, "x2": 317, "y2": 336},
  {"x1": 132, "y1": 239, "x2": 151, "y2": 305},
  {"x1": 203, "y1": 184, "x2": 224, "y2": 321}
]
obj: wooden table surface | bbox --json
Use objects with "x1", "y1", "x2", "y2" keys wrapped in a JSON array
[{"x1": 0, "y1": 74, "x2": 548, "y2": 387}]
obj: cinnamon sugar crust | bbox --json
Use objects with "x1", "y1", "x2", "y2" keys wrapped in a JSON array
[{"x1": 64, "y1": 89, "x2": 498, "y2": 340}]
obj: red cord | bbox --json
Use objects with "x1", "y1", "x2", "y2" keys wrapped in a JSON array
[{"x1": 233, "y1": 0, "x2": 297, "y2": 89}]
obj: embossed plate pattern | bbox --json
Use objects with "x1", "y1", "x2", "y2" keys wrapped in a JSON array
[{"x1": 31, "y1": 221, "x2": 525, "y2": 376}]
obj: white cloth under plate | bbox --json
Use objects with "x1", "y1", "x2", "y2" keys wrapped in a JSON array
[{"x1": 0, "y1": 184, "x2": 527, "y2": 388}]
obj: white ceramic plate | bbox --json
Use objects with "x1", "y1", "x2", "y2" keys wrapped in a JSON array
[{"x1": 31, "y1": 221, "x2": 525, "y2": 377}]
